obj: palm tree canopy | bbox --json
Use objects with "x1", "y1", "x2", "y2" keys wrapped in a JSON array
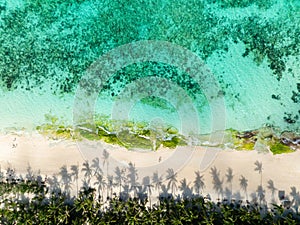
[
  {"x1": 127, "y1": 162, "x2": 138, "y2": 184},
  {"x1": 194, "y1": 171, "x2": 205, "y2": 193},
  {"x1": 180, "y1": 178, "x2": 190, "y2": 191},
  {"x1": 70, "y1": 165, "x2": 79, "y2": 180},
  {"x1": 152, "y1": 171, "x2": 163, "y2": 190},
  {"x1": 166, "y1": 168, "x2": 178, "y2": 193},
  {"x1": 92, "y1": 157, "x2": 103, "y2": 175},
  {"x1": 107, "y1": 175, "x2": 114, "y2": 189},
  {"x1": 94, "y1": 172, "x2": 107, "y2": 188},
  {"x1": 166, "y1": 168, "x2": 176, "y2": 179},
  {"x1": 254, "y1": 160, "x2": 263, "y2": 173},
  {"x1": 239, "y1": 175, "x2": 248, "y2": 191},
  {"x1": 210, "y1": 167, "x2": 223, "y2": 193},
  {"x1": 226, "y1": 167, "x2": 234, "y2": 183},
  {"x1": 267, "y1": 179, "x2": 276, "y2": 193},
  {"x1": 114, "y1": 166, "x2": 126, "y2": 184},
  {"x1": 81, "y1": 161, "x2": 92, "y2": 180},
  {"x1": 102, "y1": 149, "x2": 110, "y2": 165}
]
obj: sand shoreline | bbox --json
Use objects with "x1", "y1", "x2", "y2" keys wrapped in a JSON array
[{"x1": 1, "y1": 131, "x2": 300, "y2": 206}]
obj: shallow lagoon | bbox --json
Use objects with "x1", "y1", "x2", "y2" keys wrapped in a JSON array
[{"x1": 0, "y1": 0, "x2": 299, "y2": 138}]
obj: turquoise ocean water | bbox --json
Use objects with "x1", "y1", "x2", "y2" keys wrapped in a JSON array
[{"x1": 0, "y1": 0, "x2": 299, "y2": 136}]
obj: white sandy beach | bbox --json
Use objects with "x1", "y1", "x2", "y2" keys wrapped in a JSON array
[{"x1": 1, "y1": 131, "x2": 300, "y2": 206}]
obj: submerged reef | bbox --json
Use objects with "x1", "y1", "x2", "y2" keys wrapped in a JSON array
[
  {"x1": 0, "y1": 0, "x2": 299, "y2": 128},
  {"x1": 102, "y1": 62, "x2": 205, "y2": 103},
  {"x1": 206, "y1": 0, "x2": 273, "y2": 8},
  {"x1": 0, "y1": 0, "x2": 299, "y2": 88},
  {"x1": 0, "y1": 0, "x2": 299, "y2": 134}
]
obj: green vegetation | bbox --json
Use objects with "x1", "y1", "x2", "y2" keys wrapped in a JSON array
[
  {"x1": 37, "y1": 116, "x2": 298, "y2": 154},
  {"x1": 229, "y1": 129, "x2": 256, "y2": 151},
  {"x1": 117, "y1": 130, "x2": 153, "y2": 149},
  {"x1": 37, "y1": 114, "x2": 186, "y2": 150},
  {"x1": 0, "y1": 176, "x2": 299, "y2": 224},
  {"x1": 236, "y1": 141, "x2": 255, "y2": 151},
  {"x1": 161, "y1": 136, "x2": 186, "y2": 149},
  {"x1": 37, "y1": 124, "x2": 74, "y2": 139},
  {"x1": 270, "y1": 142, "x2": 295, "y2": 155},
  {"x1": 1, "y1": 146, "x2": 300, "y2": 224},
  {"x1": 94, "y1": 115, "x2": 185, "y2": 150},
  {"x1": 227, "y1": 128, "x2": 298, "y2": 154},
  {"x1": 36, "y1": 114, "x2": 76, "y2": 140}
]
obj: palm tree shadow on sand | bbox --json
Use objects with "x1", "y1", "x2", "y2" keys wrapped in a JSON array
[
  {"x1": 210, "y1": 166, "x2": 223, "y2": 201},
  {"x1": 1, "y1": 157, "x2": 300, "y2": 222}
]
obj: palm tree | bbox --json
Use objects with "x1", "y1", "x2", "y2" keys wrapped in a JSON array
[
  {"x1": 210, "y1": 167, "x2": 223, "y2": 199},
  {"x1": 94, "y1": 172, "x2": 106, "y2": 200},
  {"x1": 166, "y1": 168, "x2": 178, "y2": 195},
  {"x1": 81, "y1": 161, "x2": 93, "y2": 184},
  {"x1": 159, "y1": 184, "x2": 171, "y2": 200},
  {"x1": 0, "y1": 165, "x2": 3, "y2": 183},
  {"x1": 114, "y1": 166, "x2": 126, "y2": 195},
  {"x1": 267, "y1": 180, "x2": 277, "y2": 203},
  {"x1": 239, "y1": 175, "x2": 248, "y2": 200},
  {"x1": 127, "y1": 162, "x2": 139, "y2": 193},
  {"x1": 180, "y1": 178, "x2": 192, "y2": 199},
  {"x1": 107, "y1": 174, "x2": 114, "y2": 199},
  {"x1": 142, "y1": 176, "x2": 153, "y2": 205},
  {"x1": 6, "y1": 167, "x2": 16, "y2": 184},
  {"x1": 141, "y1": 176, "x2": 150, "y2": 193},
  {"x1": 26, "y1": 164, "x2": 35, "y2": 181},
  {"x1": 193, "y1": 170, "x2": 205, "y2": 195},
  {"x1": 91, "y1": 157, "x2": 103, "y2": 175},
  {"x1": 254, "y1": 160, "x2": 263, "y2": 188},
  {"x1": 47, "y1": 175, "x2": 61, "y2": 194},
  {"x1": 226, "y1": 168, "x2": 234, "y2": 199},
  {"x1": 70, "y1": 164, "x2": 79, "y2": 196},
  {"x1": 59, "y1": 165, "x2": 72, "y2": 194},
  {"x1": 152, "y1": 171, "x2": 163, "y2": 192},
  {"x1": 81, "y1": 179, "x2": 90, "y2": 194},
  {"x1": 290, "y1": 187, "x2": 300, "y2": 213},
  {"x1": 256, "y1": 185, "x2": 265, "y2": 205},
  {"x1": 102, "y1": 149, "x2": 110, "y2": 176},
  {"x1": 146, "y1": 183, "x2": 154, "y2": 206}
]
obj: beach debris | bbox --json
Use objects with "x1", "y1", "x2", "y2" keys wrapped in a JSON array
[
  {"x1": 225, "y1": 126, "x2": 299, "y2": 153},
  {"x1": 77, "y1": 126, "x2": 94, "y2": 133},
  {"x1": 280, "y1": 131, "x2": 300, "y2": 150},
  {"x1": 12, "y1": 137, "x2": 18, "y2": 148},
  {"x1": 236, "y1": 130, "x2": 258, "y2": 139}
]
